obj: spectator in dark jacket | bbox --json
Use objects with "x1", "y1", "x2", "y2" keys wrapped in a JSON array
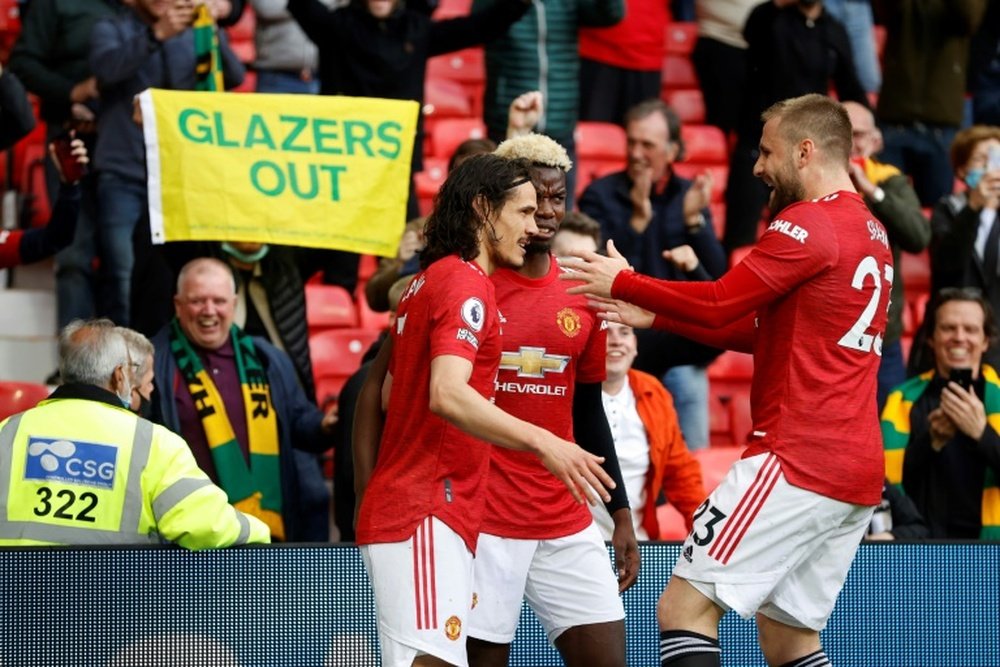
[
  {"x1": 725, "y1": 0, "x2": 869, "y2": 252},
  {"x1": 9, "y1": 0, "x2": 118, "y2": 335},
  {"x1": 89, "y1": 0, "x2": 244, "y2": 327},
  {"x1": 286, "y1": 0, "x2": 531, "y2": 293}
]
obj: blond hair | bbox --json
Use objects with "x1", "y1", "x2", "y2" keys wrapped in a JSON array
[{"x1": 494, "y1": 133, "x2": 572, "y2": 172}]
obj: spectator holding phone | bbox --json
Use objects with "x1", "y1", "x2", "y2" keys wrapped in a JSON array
[
  {"x1": 0, "y1": 136, "x2": 89, "y2": 269},
  {"x1": 917, "y1": 126, "x2": 1000, "y2": 374},
  {"x1": 882, "y1": 287, "x2": 1000, "y2": 539}
]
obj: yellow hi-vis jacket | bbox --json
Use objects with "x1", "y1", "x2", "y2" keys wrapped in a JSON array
[{"x1": 0, "y1": 394, "x2": 270, "y2": 549}]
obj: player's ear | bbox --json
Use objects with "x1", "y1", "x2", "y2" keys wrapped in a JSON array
[
  {"x1": 797, "y1": 138, "x2": 814, "y2": 165},
  {"x1": 472, "y1": 194, "x2": 490, "y2": 224}
]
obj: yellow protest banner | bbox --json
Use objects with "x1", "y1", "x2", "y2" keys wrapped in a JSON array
[{"x1": 139, "y1": 89, "x2": 419, "y2": 256}]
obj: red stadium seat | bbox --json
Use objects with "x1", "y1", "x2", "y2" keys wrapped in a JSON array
[
  {"x1": 356, "y1": 289, "x2": 391, "y2": 333},
  {"x1": 423, "y1": 78, "x2": 474, "y2": 142},
  {"x1": 671, "y1": 162, "x2": 727, "y2": 203},
  {"x1": 231, "y1": 69, "x2": 256, "y2": 93},
  {"x1": 709, "y1": 381, "x2": 752, "y2": 446},
  {"x1": 426, "y1": 48, "x2": 484, "y2": 117},
  {"x1": 655, "y1": 504, "x2": 690, "y2": 541},
  {"x1": 661, "y1": 55, "x2": 699, "y2": 91},
  {"x1": 305, "y1": 283, "x2": 358, "y2": 333},
  {"x1": 310, "y1": 328, "x2": 381, "y2": 405},
  {"x1": 415, "y1": 157, "x2": 449, "y2": 215},
  {"x1": 575, "y1": 159, "x2": 624, "y2": 199},
  {"x1": 225, "y1": 5, "x2": 255, "y2": 42},
  {"x1": 574, "y1": 121, "x2": 627, "y2": 162},
  {"x1": 664, "y1": 22, "x2": 698, "y2": 56},
  {"x1": 679, "y1": 124, "x2": 728, "y2": 164},
  {"x1": 900, "y1": 249, "x2": 930, "y2": 294},
  {"x1": 432, "y1": 0, "x2": 473, "y2": 18},
  {"x1": 0, "y1": 381, "x2": 50, "y2": 421},
  {"x1": 663, "y1": 88, "x2": 706, "y2": 124},
  {"x1": 429, "y1": 118, "x2": 488, "y2": 161},
  {"x1": 693, "y1": 446, "x2": 745, "y2": 492},
  {"x1": 707, "y1": 351, "x2": 753, "y2": 380}
]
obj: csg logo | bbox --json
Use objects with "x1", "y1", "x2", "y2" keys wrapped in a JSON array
[{"x1": 24, "y1": 437, "x2": 118, "y2": 490}]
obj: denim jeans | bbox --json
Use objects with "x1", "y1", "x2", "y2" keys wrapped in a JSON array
[
  {"x1": 663, "y1": 364, "x2": 710, "y2": 450},
  {"x1": 823, "y1": 0, "x2": 881, "y2": 93},
  {"x1": 877, "y1": 122, "x2": 958, "y2": 207},
  {"x1": 255, "y1": 69, "x2": 320, "y2": 95},
  {"x1": 96, "y1": 172, "x2": 146, "y2": 325}
]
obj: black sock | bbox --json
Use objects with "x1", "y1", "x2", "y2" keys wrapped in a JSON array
[
  {"x1": 779, "y1": 649, "x2": 831, "y2": 667},
  {"x1": 659, "y1": 629, "x2": 721, "y2": 667}
]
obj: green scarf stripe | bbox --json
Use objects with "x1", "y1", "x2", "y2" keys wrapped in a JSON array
[
  {"x1": 168, "y1": 319, "x2": 283, "y2": 514},
  {"x1": 881, "y1": 366, "x2": 1000, "y2": 539},
  {"x1": 249, "y1": 454, "x2": 283, "y2": 512},
  {"x1": 213, "y1": 439, "x2": 258, "y2": 502}
]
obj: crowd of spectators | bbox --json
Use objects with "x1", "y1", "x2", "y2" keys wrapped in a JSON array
[{"x1": 1, "y1": 0, "x2": 999, "y2": 544}]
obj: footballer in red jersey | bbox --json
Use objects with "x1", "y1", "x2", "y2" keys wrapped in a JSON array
[
  {"x1": 466, "y1": 134, "x2": 636, "y2": 667},
  {"x1": 562, "y1": 95, "x2": 890, "y2": 667},
  {"x1": 353, "y1": 154, "x2": 615, "y2": 667}
]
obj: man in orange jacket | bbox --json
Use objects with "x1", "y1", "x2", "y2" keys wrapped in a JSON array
[{"x1": 592, "y1": 321, "x2": 705, "y2": 540}]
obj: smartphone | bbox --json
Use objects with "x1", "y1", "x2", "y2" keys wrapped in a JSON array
[
  {"x1": 48, "y1": 133, "x2": 87, "y2": 183},
  {"x1": 949, "y1": 367, "x2": 973, "y2": 391},
  {"x1": 988, "y1": 145, "x2": 1000, "y2": 173}
]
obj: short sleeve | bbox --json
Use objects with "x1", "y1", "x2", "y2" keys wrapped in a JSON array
[
  {"x1": 740, "y1": 200, "x2": 838, "y2": 295},
  {"x1": 428, "y1": 269, "x2": 494, "y2": 362}
]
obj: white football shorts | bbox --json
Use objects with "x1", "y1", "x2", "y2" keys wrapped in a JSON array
[
  {"x1": 360, "y1": 516, "x2": 475, "y2": 666},
  {"x1": 672, "y1": 452, "x2": 874, "y2": 631},
  {"x1": 468, "y1": 522, "x2": 624, "y2": 644}
]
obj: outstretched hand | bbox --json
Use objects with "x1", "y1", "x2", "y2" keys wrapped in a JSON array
[
  {"x1": 558, "y1": 239, "x2": 631, "y2": 298},
  {"x1": 537, "y1": 437, "x2": 616, "y2": 506},
  {"x1": 586, "y1": 295, "x2": 655, "y2": 329}
]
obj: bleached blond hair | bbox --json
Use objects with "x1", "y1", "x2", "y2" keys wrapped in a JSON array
[{"x1": 494, "y1": 133, "x2": 572, "y2": 172}]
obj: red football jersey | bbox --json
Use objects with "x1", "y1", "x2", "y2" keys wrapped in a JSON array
[
  {"x1": 740, "y1": 191, "x2": 891, "y2": 506},
  {"x1": 355, "y1": 256, "x2": 502, "y2": 553},
  {"x1": 483, "y1": 259, "x2": 607, "y2": 539}
]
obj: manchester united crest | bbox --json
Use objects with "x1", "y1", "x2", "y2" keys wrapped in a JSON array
[
  {"x1": 556, "y1": 308, "x2": 582, "y2": 338},
  {"x1": 444, "y1": 615, "x2": 462, "y2": 641}
]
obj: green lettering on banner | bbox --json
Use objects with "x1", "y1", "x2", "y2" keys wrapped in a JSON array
[
  {"x1": 313, "y1": 119, "x2": 343, "y2": 155},
  {"x1": 320, "y1": 165, "x2": 347, "y2": 201},
  {"x1": 343, "y1": 121, "x2": 375, "y2": 157},
  {"x1": 377, "y1": 121, "x2": 402, "y2": 159},
  {"x1": 178, "y1": 108, "x2": 213, "y2": 144},
  {"x1": 214, "y1": 112, "x2": 239, "y2": 147},
  {"x1": 245, "y1": 114, "x2": 276, "y2": 150},
  {"x1": 250, "y1": 161, "x2": 285, "y2": 197},
  {"x1": 288, "y1": 163, "x2": 319, "y2": 200},
  {"x1": 279, "y1": 116, "x2": 311, "y2": 153}
]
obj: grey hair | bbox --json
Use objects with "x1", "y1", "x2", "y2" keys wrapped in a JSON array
[
  {"x1": 117, "y1": 327, "x2": 154, "y2": 378},
  {"x1": 58, "y1": 319, "x2": 131, "y2": 388},
  {"x1": 176, "y1": 257, "x2": 236, "y2": 295}
]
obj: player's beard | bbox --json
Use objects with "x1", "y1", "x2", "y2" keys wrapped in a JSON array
[
  {"x1": 768, "y1": 166, "x2": 806, "y2": 218},
  {"x1": 525, "y1": 237, "x2": 551, "y2": 257}
]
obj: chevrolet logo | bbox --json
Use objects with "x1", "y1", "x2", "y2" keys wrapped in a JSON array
[{"x1": 499, "y1": 346, "x2": 569, "y2": 378}]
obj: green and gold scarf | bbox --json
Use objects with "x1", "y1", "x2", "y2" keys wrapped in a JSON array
[
  {"x1": 882, "y1": 367, "x2": 1000, "y2": 540},
  {"x1": 169, "y1": 319, "x2": 284, "y2": 539},
  {"x1": 193, "y1": 4, "x2": 224, "y2": 92}
]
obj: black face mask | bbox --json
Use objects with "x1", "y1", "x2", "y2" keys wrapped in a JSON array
[{"x1": 137, "y1": 395, "x2": 152, "y2": 420}]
